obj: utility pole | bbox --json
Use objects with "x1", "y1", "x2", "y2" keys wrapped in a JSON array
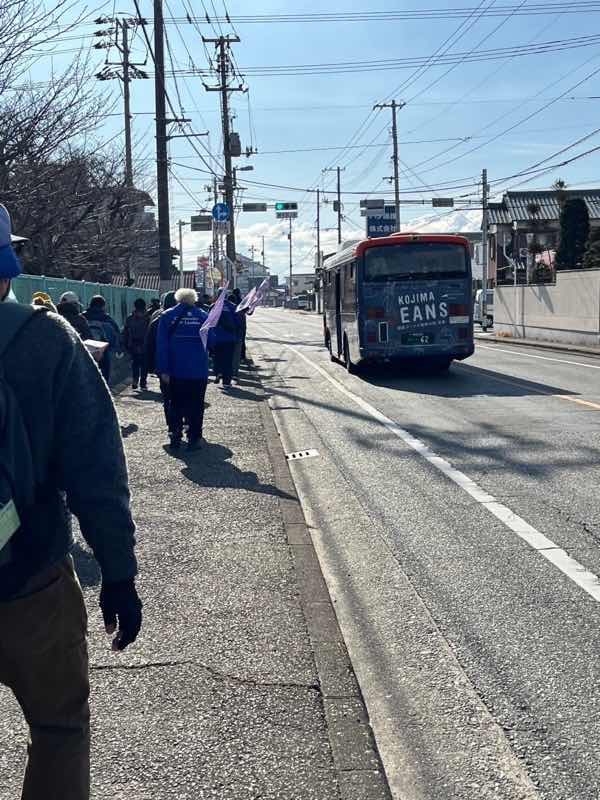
[
  {"x1": 322, "y1": 166, "x2": 345, "y2": 244},
  {"x1": 94, "y1": 17, "x2": 148, "y2": 188},
  {"x1": 121, "y1": 20, "x2": 133, "y2": 187},
  {"x1": 203, "y1": 35, "x2": 244, "y2": 274},
  {"x1": 288, "y1": 217, "x2": 293, "y2": 302},
  {"x1": 374, "y1": 99, "x2": 405, "y2": 232},
  {"x1": 261, "y1": 235, "x2": 265, "y2": 268},
  {"x1": 177, "y1": 220, "x2": 188, "y2": 288},
  {"x1": 249, "y1": 244, "x2": 257, "y2": 260},
  {"x1": 153, "y1": 0, "x2": 172, "y2": 293},
  {"x1": 316, "y1": 188, "x2": 321, "y2": 268},
  {"x1": 481, "y1": 167, "x2": 489, "y2": 329}
]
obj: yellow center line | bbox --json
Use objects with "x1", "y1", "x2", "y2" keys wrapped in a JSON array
[{"x1": 454, "y1": 365, "x2": 600, "y2": 411}]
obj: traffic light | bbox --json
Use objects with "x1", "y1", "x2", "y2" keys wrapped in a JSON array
[{"x1": 275, "y1": 202, "x2": 298, "y2": 211}]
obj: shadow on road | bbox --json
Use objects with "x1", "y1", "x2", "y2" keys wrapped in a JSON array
[
  {"x1": 362, "y1": 361, "x2": 579, "y2": 399},
  {"x1": 167, "y1": 442, "x2": 295, "y2": 500},
  {"x1": 346, "y1": 416, "x2": 600, "y2": 478},
  {"x1": 120, "y1": 423, "x2": 139, "y2": 438}
]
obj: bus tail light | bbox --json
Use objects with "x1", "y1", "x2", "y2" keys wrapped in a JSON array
[
  {"x1": 366, "y1": 307, "x2": 385, "y2": 319},
  {"x1": 378, "y1": 322, "x2": 388, "y2": 343},
  {"x1": 449, "y1": 303, "x2": 470, "y2": 324}
]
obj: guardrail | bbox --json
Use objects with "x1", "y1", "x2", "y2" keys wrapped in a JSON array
[{"x1": 12, "y1": 275, "x2": 157, "y2": 328}]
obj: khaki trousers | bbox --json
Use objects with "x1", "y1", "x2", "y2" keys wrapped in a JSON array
[{"x1": 0, "y1": 556, "x2": 90, "y2": 800}]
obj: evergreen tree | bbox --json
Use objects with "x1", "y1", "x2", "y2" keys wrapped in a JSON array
[
  {"x1": 583, "y1": 227, "x2": 600, "y2": 270},
  {"x1": 555, "y1": 197, "x2": 590, "y2": 270}
]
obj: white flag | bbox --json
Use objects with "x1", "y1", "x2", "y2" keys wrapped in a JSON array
[
  {"x1": 247, "y1": 278, "x2": 270, "y2": 315},
  {"x1": 235, "y1": 286, "x2": 257, "y2": 313}
]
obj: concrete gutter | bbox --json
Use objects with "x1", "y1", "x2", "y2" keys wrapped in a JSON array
[
  {"x1": 474, "y1": 332, "x2": 600, "y2": 358},
  {"x1": 259, "y1": 397, "x2": 392, "y2": 800}
]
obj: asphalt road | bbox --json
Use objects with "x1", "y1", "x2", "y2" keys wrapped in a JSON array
[{"x1": 249, "y1": 308, "x2": 600, "y2": 800}]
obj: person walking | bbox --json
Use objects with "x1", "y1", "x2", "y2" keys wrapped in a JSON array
[
  {"x1": 123, "y1": 298, "x2": 150, "y2": 390},
  {"x1": 56, "y1": 291, "x2": 92, "y2": 340},
  {"x1": 0, "y1": 204, "x2": 142, "y2": 800},
  {"x1": 156, "y1": 288, "x2": 211, "y2": 451},
  {"x1": 83, "y1": 295, "x2": 120, "y2": 384},
  {"x1": 145, "y1": 291, "x2": 177, "y2": 432},
  {"x1": 31, "y1": 291, "x2": 58, "y2": 313},
  {"x1": 212, "y1": 290, "x2": 242, "y2": 388}
]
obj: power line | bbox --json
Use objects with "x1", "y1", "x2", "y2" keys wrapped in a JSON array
[
  {"x1": 411, "y1": 56, "x2": 600, "y2": 177},
  {"x1": 406, "y1": 0, "x2": 567, "y2": 135},
  {"x1": 143, "y1": 34, "x2": 600, "y2": 76},
  {"x1": 171, "y1": 161, "x2": 481, "y2": 196},
  {"x1": 162, "y1": 4, "x2": 600, "y2": 24}
]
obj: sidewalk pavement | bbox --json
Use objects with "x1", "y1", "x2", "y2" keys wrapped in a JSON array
[
  {"x1": 0, "y1": 362, "x2": 389, "y2": 800},
  {"x1": 474, "y1": 331, "x2": 600, "y2": 357}
]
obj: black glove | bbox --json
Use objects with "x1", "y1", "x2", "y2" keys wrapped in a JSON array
[{"x1": 99, "y1": 578, "x2": 142, "y2": 651}]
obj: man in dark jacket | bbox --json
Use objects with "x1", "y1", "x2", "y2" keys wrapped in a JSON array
[
  {"x1": 123, "y1": 298, "x2": 150, "y2": 390},
  {"x1": 156, "y1": 288, "x2": 211, "y2": 451},
  {"x1": 83, "y1": 296, "x2": 121, "y2": 384},
  {"x1": 145, "y1": 291, "x2": 177, "y2": 431},
  {"x1": 56, "y1": 291, "x2": 92, "y2": 340},
  {"x1": 0, "y1": 204, "x2": 142, "y2": 800},
  {"x1": 213, "y1": 292, "x2": 242, "y2": 388}
]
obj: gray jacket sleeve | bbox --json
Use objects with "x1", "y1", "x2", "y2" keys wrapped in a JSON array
[{"x1": 51, "y1": 324, "x2": 137, "y2": 582}]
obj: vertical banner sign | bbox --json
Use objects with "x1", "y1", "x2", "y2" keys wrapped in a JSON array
[{"x1": 199, "y1": 281, "x2": 230, "y2": 348}]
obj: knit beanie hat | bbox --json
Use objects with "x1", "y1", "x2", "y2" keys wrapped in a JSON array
[{"x1": 162, "y1": 290, "x2": 177, "y2": 310}]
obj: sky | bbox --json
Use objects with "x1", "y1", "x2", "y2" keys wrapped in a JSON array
[{"x1": 25, "y1": 0, "x2": 600, "y2": 279}]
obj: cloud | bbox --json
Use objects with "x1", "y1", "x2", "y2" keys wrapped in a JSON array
[{"x1": 179, "y1": 219, "x2": 351, "y2": 277}]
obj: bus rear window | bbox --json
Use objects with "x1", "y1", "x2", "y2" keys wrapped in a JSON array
[{"x1": 364, "y1": 243, "x2": 467, "y2": 282}]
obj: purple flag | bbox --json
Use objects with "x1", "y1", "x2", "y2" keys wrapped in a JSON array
[{"x1": 200, "y1": 281, "x2": 229, "y2": 348}]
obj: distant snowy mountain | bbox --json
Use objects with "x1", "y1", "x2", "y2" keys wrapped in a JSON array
[{"x1": 402, "y1": 208, "x2": 482, "y2": 234}]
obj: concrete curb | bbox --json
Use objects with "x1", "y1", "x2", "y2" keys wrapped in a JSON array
[
  {"x1": 258, "y1": 391, "x2": 392, "y2": 800},
  {"x1": 474, "y1": 333, "x2": 600, "y2": 358}
]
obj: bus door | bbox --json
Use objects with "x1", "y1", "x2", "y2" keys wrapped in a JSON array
[{"x1": 335, "y1": 270, "x2": 343, "y2": 355}]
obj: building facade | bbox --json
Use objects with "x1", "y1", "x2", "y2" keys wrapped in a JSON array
[{"x1": 486, "y1": 189, "x2": 600, "y2": 285}]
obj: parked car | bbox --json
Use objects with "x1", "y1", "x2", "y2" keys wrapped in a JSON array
[{"x1": 474, "y1": 288, "x2": 494, "y2": 328}]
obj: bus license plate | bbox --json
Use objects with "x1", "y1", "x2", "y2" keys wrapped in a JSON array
[{"x1": 402, "y1": 333, "x2": 433, "y2": 345}]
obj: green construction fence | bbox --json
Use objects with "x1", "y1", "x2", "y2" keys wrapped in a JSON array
[{"x1": 12, "y1": 276, "x2": 157, "y2": 329}]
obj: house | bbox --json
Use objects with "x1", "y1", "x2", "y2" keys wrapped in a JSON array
[
  {"x1": 486, "y1": 189, "x2": 600, "y2": 284},
  {"x1": 235, "y1": 254, "x2": 270, "y2": 295},
  {"x1": 285, "y1": 272, "x2": 317, "y2": 295}
]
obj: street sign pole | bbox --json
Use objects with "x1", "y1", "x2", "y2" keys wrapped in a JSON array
[{"x1": 178, "y1": 220, "x2": 188, "y2": 289}]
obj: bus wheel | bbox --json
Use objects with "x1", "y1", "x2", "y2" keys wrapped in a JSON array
[
  {"x1": 344, "y1": 337, "x2": 358, "y2": 374},
  {"x1": 434, "y1": 358, "x2": 452, "y2": 373}
]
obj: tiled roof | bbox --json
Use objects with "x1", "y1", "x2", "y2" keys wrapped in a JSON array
[
  {"x1": 506, "y1": 190, "x2": 600, "y2": 222},
  {"x1": 488, "y1": 202, "x2": 512, "y2": 225}
]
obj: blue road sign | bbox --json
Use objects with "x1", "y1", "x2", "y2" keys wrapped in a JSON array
[
  {"x1": 367, "y1": 216, "x2": 396, "y2": 238},
  {"x1": 212, "y1": 203, "x2": 231, "y2": 222}
]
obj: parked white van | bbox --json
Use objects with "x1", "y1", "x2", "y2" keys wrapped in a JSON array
[{"x1": 474, "y1": 288, "x2": 494, "y2": 328}]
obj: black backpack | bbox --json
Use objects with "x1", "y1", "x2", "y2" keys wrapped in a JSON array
[{"x1": 0, "y1": 304, "x2": 48, "y2": 596}]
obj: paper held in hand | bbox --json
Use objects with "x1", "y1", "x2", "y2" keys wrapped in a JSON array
[{"x1": 83, "y1": 339, "x2": 109, "y2": 362}]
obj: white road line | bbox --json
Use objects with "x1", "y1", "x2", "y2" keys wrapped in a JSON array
[
  {"x1": 477, "y1": 343, "x2": 600, "y2": 370},
  {"x1": 253, "y1": 326, "x2": 600, "y2": 603}
]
